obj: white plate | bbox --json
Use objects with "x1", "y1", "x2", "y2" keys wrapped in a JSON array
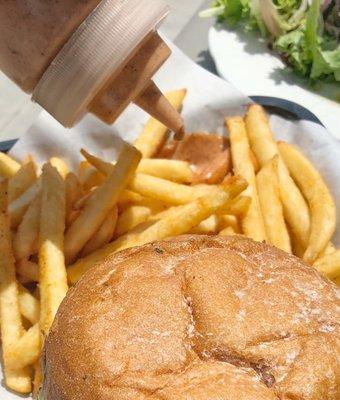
[{"x1": 208, "y1": 25, "x2": 340, "y2": 140}]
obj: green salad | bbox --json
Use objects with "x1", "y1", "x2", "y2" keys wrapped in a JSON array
[{"x1": 201, "y1": 0, "x2": 340, "y2": 82}]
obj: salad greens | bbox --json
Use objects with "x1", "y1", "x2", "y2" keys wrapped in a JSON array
[{"x1": 202, "y1": 0, "x2": 340, "y2": 82}]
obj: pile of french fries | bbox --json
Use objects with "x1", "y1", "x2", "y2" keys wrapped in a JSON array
[{"x1": 0, "y1": 89, "x2": 339, "y2": 397}]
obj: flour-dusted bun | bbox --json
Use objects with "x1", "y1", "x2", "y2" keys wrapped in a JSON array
[{"x1": 42, "y1": 235, "x2": 340, "y2": 400}]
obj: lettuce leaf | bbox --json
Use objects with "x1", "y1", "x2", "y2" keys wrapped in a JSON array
[
  {"x1": 200, "y1": 0, "x2": 248, "y2": 26},
  {"x1": 276, "y1": 0, "x2": 340, "y2": 81},
  {"x1": 203, "y1": 0, "x2": 340, "y2": 82}
]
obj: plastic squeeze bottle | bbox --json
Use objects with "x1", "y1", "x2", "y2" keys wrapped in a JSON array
[{"x1": 0, "y1": 0, "x2": 185, "y2": 137}]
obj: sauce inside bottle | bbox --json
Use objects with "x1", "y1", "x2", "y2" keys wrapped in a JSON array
[{"x1": 0, "y1": 0, "x2": 185, "y2": 138}]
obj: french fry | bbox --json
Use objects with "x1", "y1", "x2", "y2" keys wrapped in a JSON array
[
  {"x1": 33, "y1": 362, "x2": 43, "y2": 398},
  {"x1": 313, "y1": 250, "x2": 340, "y2": 280},
  {"x1": 65, "y1": 172, "x2": 84, "y2": 226},
  {"x1": 21, "y1": 153, "x2": 36, "y2": 166},
  {"x1": 245, "y1": 105, "x2": 279, "y2": 165},
  {"x1": 278, "y1": 142, "x2": 336, "y2": 263},
  {"x1": 134, "y1": 89, "x2": 187, "y2": 157},
  {"x1": 117, "y1": 190, "x2": 166, "y2": 213},
  {"x1": 68, "y1": 176, "x2": 247, "y2": 283},
  {"x1": 224, "y1": 195, "x2": 251, "y2": 217},
  {"x1": 73, "y1": 188, "x2": 95, "y2": 210},
  {"x1": 6, "y1": 323, "x2": 40, "y2": 369},
  {"x1": 13, "y1": 193, "x2": 41, "y2": 261},
  {"x1": 80, "y1": 149, "x2": 113, "y2": 175},
  {"x1": 39, "y1": 164, "x2": 68, "y2": 336},
  {"x1": 245, "y1": 104, "x2": 310, "y2": 248},
  {"x1": 118, "y1": 189, "x2": 145, "y2": 207},
  {"x1": 80, "y1": 207, "x2": 118, "y2": 257},
  {"x1": 0, "y1": 181, "x2": 31, "y2": 393},
  {"x1": 115, "y1": 204, "x2": 160, "y2": 237},
  {"x1": 18, "y1": 284, "x2": 40, "y2": 325},
  {"x1": 256, "y1": 156, "x2": 291, "y2": 253},
  {"x1": 190, "y1": 214, "x2": 219, "y2": 234},
  {"x1": 9, "y1": 179, "x2": 41, "y2": 228},
  {"x1": 129, "y1": 173, "x2": 213, "y2": 205},
  {"x1": 17, "y1": 260, "x2": 39, "y2": 283},
  {"x1": 249, "y1": 149, "x2": 260, "y2": 173},
  {"x1": 78, "y1": 161, "x2": 105, "y2": 191},
  {"x1": 321, "y1": 242, "x2": 336, "y2": 256},
  {"x1": 218, "y1": 214, "x2": 241, "y2": 233},
  {"x1": 64, "y1": 144, "x2": 141, "y2": 264},
  {"x1": 227, "y1": 116, "x2": 267, "y2": 242},
  {"x1": 49, "y1": 157, "x2": 70, "y2": 179},
  {"x1": 138, "y1": 159, "x2": 193, "y2": 183},
  {"x1": 8, "y1": 161, "x2": 37, "y2": 202},
  {"x1": 333, "y1": 276, "x2": 340, "y2": 287},
  {"x1": 219, "y1": 226, "x2": 237, "y2": 236},
  {"x1": 81, "y1": 148, "x2": 194, "y2": 183},
  {"x1": 0, "y1": 152, "x2": 21, "y2": 178}
]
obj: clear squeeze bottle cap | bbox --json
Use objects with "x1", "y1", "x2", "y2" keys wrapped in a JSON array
[{"x1": 0, "y1": 0, "x2": 185, "y2": 138}]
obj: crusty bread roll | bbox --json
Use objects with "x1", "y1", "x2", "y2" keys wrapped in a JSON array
[{"x1": 42, "y1": 235, "x2": 340, "y2": 400}]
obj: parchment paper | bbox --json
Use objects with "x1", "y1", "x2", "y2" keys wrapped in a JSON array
[{"x1": 2, "y1": 38, "x2": 340, "y2": 399}]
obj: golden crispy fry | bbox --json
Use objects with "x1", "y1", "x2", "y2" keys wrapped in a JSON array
[
  {"x1": 81, "y1": 148, "x2": 193, "y2": 184},
  {"x1": 21, "y1": 154, "x2": 35, "y2": 165},
  {"x1": 333, "y1": 276, "x2": 340, "y2": 286},
  {"x1": 64, "y1": 145, "x2": 141, "y2": 264},
  {"x1": 129, "y1": 173, "x2": 215, "y2": 205},
  {"x1": 0, "y1": 152, "x2": 21, "y2": 178},
  {"x1": 83, "y1": 170, "x2": 105, "y2": 192},
  {"x1": 9, "y1": 178, "x2": 41, "y2": 228},
  {"x1": 219, "y1": 226, "x2": 237, "y2": 236},
  {"x1": 224, "y1": 195, "x2": 251, "y2": 217},
  {"x1": 313, "y1": 250, "x2": 340, "y2": 280},
  {"x1": 115, "y1": 204, "x2": 160, "y2": 237},
  {"x1": 6, "y1": 323, "x2": 41, "y2": 369},
  {"x1": 138, "y1": 159, "x2": 193, "y2": 183},
  {"x1": 249, "y1": 149, "x2": 260, "y2": 173},
  {"x1": 33, "y1": 362, "x2": 43, "y2": 398},
  {"x1": 218, "y1": 214, "x2": 241, "y2": 233},
  {"x1": 190, "y1": 214, "x2": 219, "y2": 234},
  {"x1": 80, "y1": 149, "x2": 113, "y2": 175},
  {"x1": 18, "y1": 284, "x2": 40, "y2": 325},
  {"x1": 39, "y1": 164, "x2": 68, "y2": 336},
  {"x1": 80, "y1": 207, "x2": 118, "y2": 257},
  {"x1": 227, "y1": 116, "x2": 267, "y2": 242},
  {"x1": 321, "y1": 242, "x2": 336, "y2": 256},
  {"x1": 245, "y1": 104, "x2": 310, "y2": 248},
  {"x1": 0, "y1": 180, "x2": 31, "y2": 393},
  {"x1": 118, "y1": 189, "x2": 144, "y2": 206},
  {"x1": 8, "y1": 161, "x2": 37, "y2": 203},
  {"x1": 49, "y1": 157, "x2": 69, "y2": 179},
  {"x1": 117, "y1": 190, "x2": 166, "y2": 213},
  {"x1": 13, "y1": 193, "x2": 41, "y2": 261},
  {"x1": 256, "y1": 156, "x2": 291, "y2": 253},
  {"x1": 73, "y1": 189, "x2": 95, "y2": 210},
  {"x1": 65, "y1": 172, "x2": 84, "y2": 226},
  {"x1": 129, "y1": 173, "x2": 194, "y2": 204},
  {"x1": 278, "y1": 142, "x2": 336, "y2": 263},
  {"x1": 134, "y1": 89, "x2": 187, "y2": 158},
  {"x1": 68, "y1": 176, "x2": 246, "y2": 283},
  {"x1": 78, "y1": 161, "x2": 105, "y2": 192},
  {"x1": 17, "y1": 260, "x2": 39, "y2": 283},
  {"x1": 245, "y1": 105, "x2": 279, "y2": 165}
]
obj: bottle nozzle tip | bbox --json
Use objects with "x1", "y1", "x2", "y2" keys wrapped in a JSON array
[{"x1": 174, "y1": 125, "x2": 185, "y2": 141}]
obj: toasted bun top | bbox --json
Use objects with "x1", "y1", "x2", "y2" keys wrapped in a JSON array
[{"x1": 43, "y1": 235, "x2": 340, "y2": 400}]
